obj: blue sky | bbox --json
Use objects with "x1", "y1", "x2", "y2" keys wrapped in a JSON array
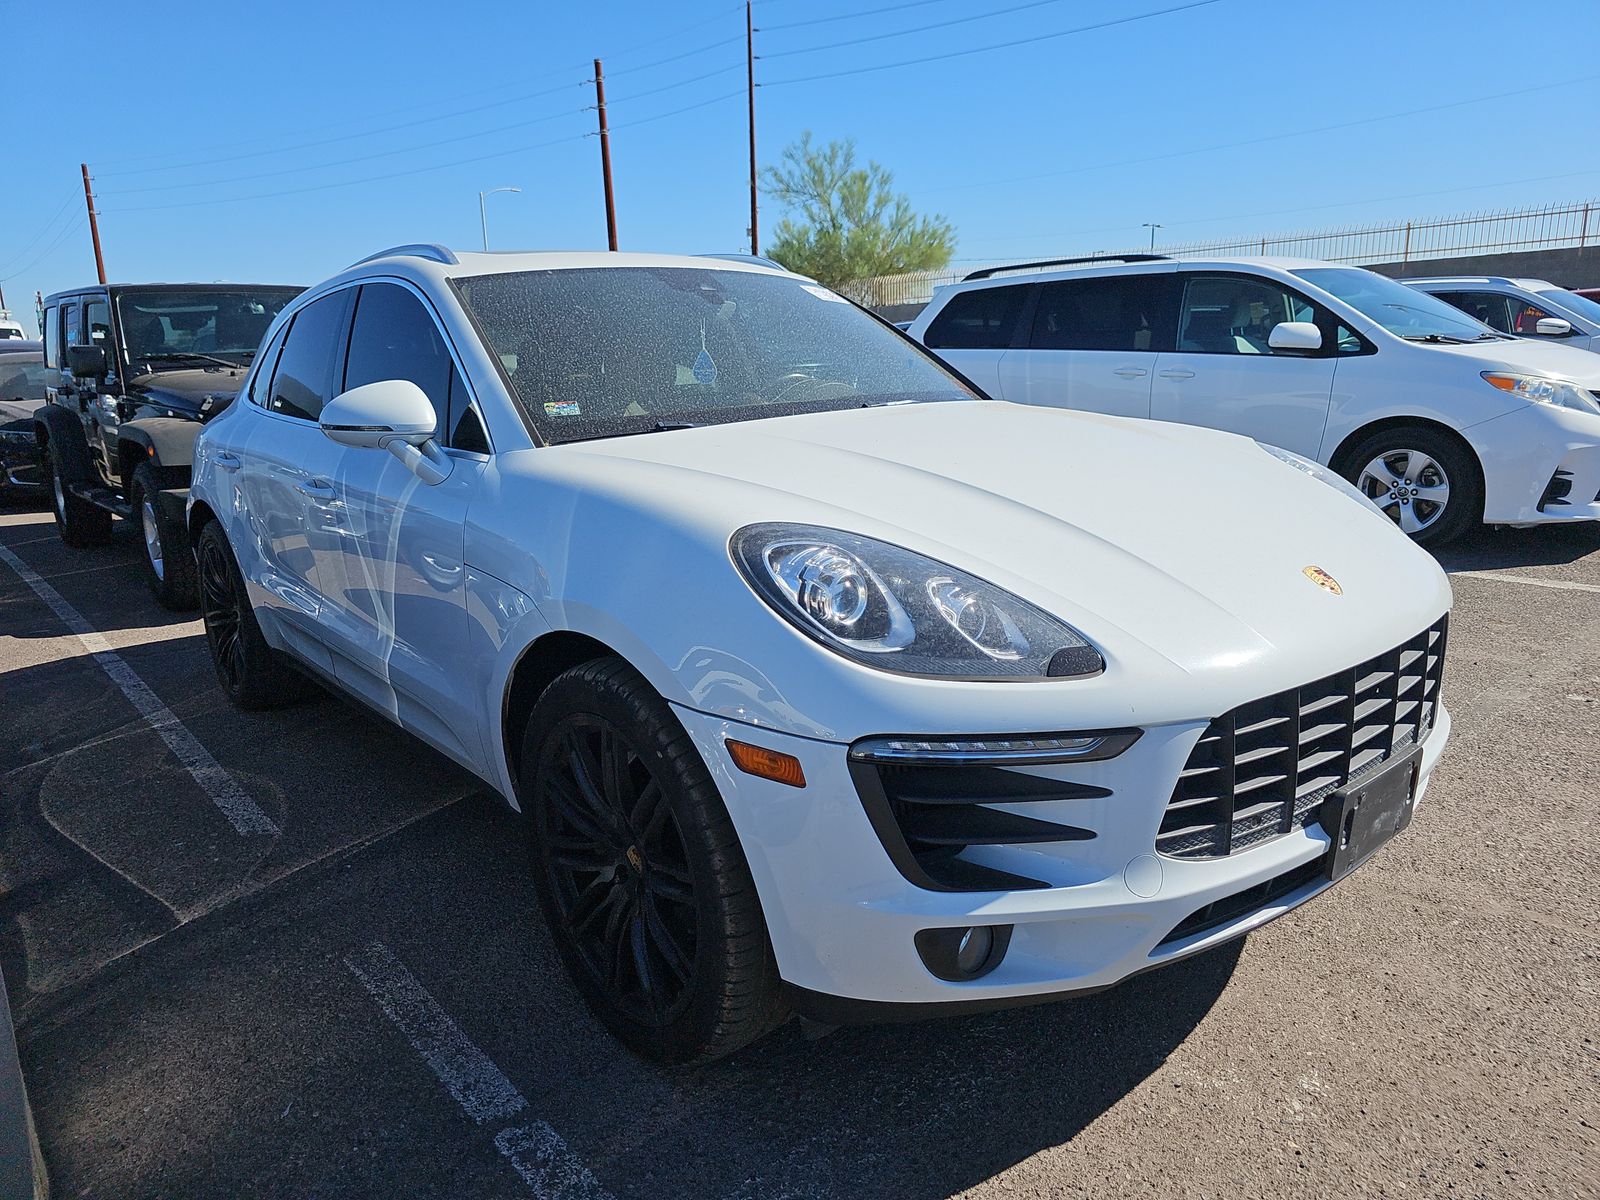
[{"x1": 2, "y1": 0, "x2": 1597, "y2": 327}]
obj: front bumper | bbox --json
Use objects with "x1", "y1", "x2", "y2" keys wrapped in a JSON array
[
  {"x1": 1470, "y1": 403, "x2": 1600, "y2": 525},
  {"x1": 671, "y1": 700, "x2": 1450, "y2": 1011}
]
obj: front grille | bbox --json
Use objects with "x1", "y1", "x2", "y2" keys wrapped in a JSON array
[
  {"x1": 1155, "y1": 855, "x2": 1327, "y2": 947},
  {"x1": 1157, "y1": 614, "x2": 1447, "y2": 860}
]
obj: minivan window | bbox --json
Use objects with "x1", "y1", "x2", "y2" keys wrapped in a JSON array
[
  {"x1": 1433, "y1": 291, "x2": 1511, "y2": 333},
  {"x1": 924, "y1": 285, "x2": 1028, "y2": 349},
  {"x1": 1537, "y1": 287, "x2": 1600, "y2": 325},
  {"x1": 267, "y1": 290, "x2": 352, "y2": 422},
  {"x1": 1177, "y1": 275, "x2": 1320, "y2": 355},
  {"x1": 1294, "y1": 268, "x2": 1494, "y2": 341},
  {"x1": 1029, "y1": 274, "x2": 1173, "y2": 352}
]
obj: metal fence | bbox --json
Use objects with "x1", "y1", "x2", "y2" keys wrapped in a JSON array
[{"x1": 860, "y1": 199, "x2": 1600, "y2": 307}]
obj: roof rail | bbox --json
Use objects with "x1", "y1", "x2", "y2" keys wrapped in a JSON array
[
  {"x1": 350, "y1": 243, "x2": 459, "y2": 268},
  {"x1": 962, "y1": 253, "x2": 1170, "y2": 282}
]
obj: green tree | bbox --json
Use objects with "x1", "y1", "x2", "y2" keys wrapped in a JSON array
[{"x1": 761, "y1": 132, "x2": 955, "y2": 302}]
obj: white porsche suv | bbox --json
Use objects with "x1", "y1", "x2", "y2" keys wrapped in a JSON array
[
  {"x1": 910, "y1": 255, "x2": 1600, "y2": 544},
  {"x1": 190, "y1": 246, "x2": 1451, "y2": 1062}
]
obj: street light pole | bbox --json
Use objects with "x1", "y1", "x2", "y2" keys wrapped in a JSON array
[
  {"x1": 1142, "y1": 222, "x2": 1162, "y2": 252},
  {"x1": 479, "y1": 186, "x2": 522, "y2": 252}
]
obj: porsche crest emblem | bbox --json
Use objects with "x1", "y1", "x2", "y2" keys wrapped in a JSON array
[{"x1": 1303, "y1": 565, "x2": 1342, "y2": 595}]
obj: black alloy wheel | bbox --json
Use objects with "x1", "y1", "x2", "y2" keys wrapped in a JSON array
[{"x1": 196, "y1": 520, "x2": 314, "y2": 710}]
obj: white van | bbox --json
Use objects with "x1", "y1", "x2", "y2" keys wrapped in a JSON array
[{"x1": 909, "y1": 255, "x2": 1600, "y2": 544}]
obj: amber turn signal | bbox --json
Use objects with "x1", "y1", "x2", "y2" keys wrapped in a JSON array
[{"x1": 726, "y1": 739, "x2": 806, "y2": 788}]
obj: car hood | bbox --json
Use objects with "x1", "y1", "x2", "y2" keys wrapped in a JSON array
[
  {"x1": 1422, "y1": 334, "x2": 1600, "y2": 385},
  {"x1": 560, "y1": 401, "x2": 1450, "y2": 682},
  {"x1": 125, "y1": 366, "x2": 246, "y2": 419}
]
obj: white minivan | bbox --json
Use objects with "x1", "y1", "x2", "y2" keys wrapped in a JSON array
[{"x1": 909, "y1": 255, "x2": 1600, "y2": 544}]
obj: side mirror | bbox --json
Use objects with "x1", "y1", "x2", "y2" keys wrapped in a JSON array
[
  {"x1": 1267, "y1": 321, "x2": 1323, "y2": 353},
  {"x1": 1533, "y1": 316, "x2": 1573, "y2": 337},
  {"x1": 319, "y1": 379, "x2": 452, "y2": 484},
  {"x1": 66, "y1": 344, "x2": 107, "y2": 378}
]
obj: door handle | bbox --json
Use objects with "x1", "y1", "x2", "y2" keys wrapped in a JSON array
[
  {"x1": 1112, "y1": 367, "x2": 1148, "y2": 378},
  {"x1": 214, "y1": 452, "x2": 241, "y2": 471},
  {"x1": 295, "y1": 478, "x2": 336, "y2": 499},
  {"x1": 1159, "y1": 369, "x2": 1196, "y2": 380}
]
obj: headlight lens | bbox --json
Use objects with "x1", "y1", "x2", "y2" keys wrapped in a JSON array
[
  {"x1": 1482, "y1": 372, "x2": 1600, "y2": 415},
  {"x1": 732, "y1": 523, "x2": 1104, "y2": 679},
  {"x1": 1254, "y1": 442, "x2": 1380, "y2": 512}
]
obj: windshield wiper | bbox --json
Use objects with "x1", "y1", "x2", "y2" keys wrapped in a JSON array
[
  {"x1": 1401, "y1": 333, "x2": 1474, "y2": 345},
  {"x1": 652, "y1": 420, "x2": 706, "y2": 431},
  {"x1": 138, "y1": 351, "x2": 243, "y2": 371}
]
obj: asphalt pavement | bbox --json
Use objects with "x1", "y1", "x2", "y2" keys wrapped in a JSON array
[{"x1": 0, "y1": 494, "x2": 1595, "y2": 1200}]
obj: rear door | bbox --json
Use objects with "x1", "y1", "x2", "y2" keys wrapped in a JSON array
[
  {"x1": 1150, "y1": 271, "x2": 1337, "y2": 455},
  {"x1": 917, "y1": 283, "x2": 1031, "y2": 395},
  {"x1": 994, "y1": 270, "x2": 1175, "y2": 420}
]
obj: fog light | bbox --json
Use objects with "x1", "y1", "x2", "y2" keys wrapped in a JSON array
[{"x1": 914, "y1": 924, "x2": 1012, "y2": 981}]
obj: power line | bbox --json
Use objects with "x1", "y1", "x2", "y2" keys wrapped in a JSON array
[
  {"x1": 759, "y1": 0, "x2": 957, "y2": 33},
  {"x1": 602, "y1": 88, "x2": 747, "y2": 134},
  {"x1": 760, "y1": 0, "x2": 1224, "y2": 85},
  {"x1": 0, "y1": 190, "x2": 80, "y2": 274},
  {"x1": 0, "y1": 217, "x2": 87, "y2": 284},
  {"x1": 604, "y1": 64, "x2": 743, "y2": 106},
  {"x1": 760, "y1": 0, "x2": 1073, "y2": 59},
  {"x1": 600, "y1": 34, "x2": 743, "y2": 80}
]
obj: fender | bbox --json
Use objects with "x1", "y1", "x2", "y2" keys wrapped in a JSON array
[
  {"x1": 118, "y1": 417, "x2": 201, "y2": 473},
  {"x1": 32, "y1": 403, "x2": 95, "y2": 484}
]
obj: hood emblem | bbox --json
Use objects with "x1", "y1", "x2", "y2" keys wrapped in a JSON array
[{"x1": 1303, "y1": 565, "x2": 1342, "y2": 595}]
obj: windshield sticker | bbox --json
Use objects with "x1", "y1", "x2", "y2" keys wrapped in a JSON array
[
  {"x1": 692, "y1": 322, "x2": 717, "y2": 385},
  {"x1": 544, "y1": 399, "x2": 581, "y2": 417},
  {"x1": 802, "y1": 284, "x2": 847, "y2": 303}
]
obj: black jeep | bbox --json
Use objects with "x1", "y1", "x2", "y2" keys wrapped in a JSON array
[{"x1": 34, "y1": 283, "x2": 301, "y2": 608}]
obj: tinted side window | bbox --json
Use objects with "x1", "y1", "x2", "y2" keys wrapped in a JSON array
[
  {"x1": 43, "y1": 306, "x2": 59, "y2": 367},
  {"x1": 1435, "y1": 291, "x2": 1510, "y2": 333},
  {"x1": 447, "y1": 366, "x2": 490, "y2": 453},
  {"x1": 1030, "y1": 275, "x2": 1173, "y2": 352},
  {"x1": 268, "y1": 290, "x2": 353, "y2": 421},
  {"x1": 249, "y1": 322, "x2": 290, "y2": 407},
  {"x1": 924, "y1": 285, "x2": 1028, "y2": 349},
  {"x1": 64, "y1": 303, "x2": 82, "y2": 349},
  {"x1": 343, "y1": 283, "x2": 451, "y2": 435},
  {"x1": 86, "y1": 300, "x2": 111, "y2": 348}
]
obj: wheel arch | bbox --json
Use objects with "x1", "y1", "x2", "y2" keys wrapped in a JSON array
[
  {"x1": 501, "y1": 629, "x2": 630, "y2": 798},
  {"x1": 187, "y1": 496, "x2": 219, "y2": 544},
  {"x1": 1328, "y1": 415, "x2": 1485, "y2": 494}
]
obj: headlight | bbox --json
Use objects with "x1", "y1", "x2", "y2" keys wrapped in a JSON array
[
  {"x1": 1482, "y1": 372, "x2": 1600, "y2": 415},
  {"x1": 731, "y1": 523, "x2": 1104, "y2": 679},
  {"x1": 1254, "y1": 442, "x2": 1380, "y2": 512}
]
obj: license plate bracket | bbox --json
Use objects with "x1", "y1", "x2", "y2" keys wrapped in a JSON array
[{"x1": 1319, "y1": 744, "x2": 1422, "y2": 882}]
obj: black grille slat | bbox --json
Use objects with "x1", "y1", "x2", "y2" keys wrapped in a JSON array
[{"x1": 1157, "y1": 615, "x2": 1448, "y2": 860}]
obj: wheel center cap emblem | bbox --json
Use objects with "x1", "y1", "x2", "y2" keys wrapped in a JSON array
[
  {"x1": 1303, "y1": 565, "x2": 1342, "y2": 595},
  {"x1": 625, "y1": 845, "x2": 644, "y2": 873}
]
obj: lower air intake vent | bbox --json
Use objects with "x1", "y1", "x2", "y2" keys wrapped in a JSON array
[{"x1": 1158, "y1": 614, "x2": 1447, "y2": 860}]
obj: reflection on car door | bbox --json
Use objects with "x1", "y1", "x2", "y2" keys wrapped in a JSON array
[
  {"x1": 314, "y1": 281, "x2": 488, "y2": 772},
  {"x1": 1150, "y1": 272, "x2": 1337, "y2": 456},
  {"x1": 994, "y1": 269, "x2": 1175, "y2": 420},
  {"x1": 232, "y1": 289, "x2": 352, "y2": 672}
]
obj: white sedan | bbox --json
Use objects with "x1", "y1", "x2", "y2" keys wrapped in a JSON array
[{"x1": 189, "y1": 246, "x2": 1452, "y2": 1062}]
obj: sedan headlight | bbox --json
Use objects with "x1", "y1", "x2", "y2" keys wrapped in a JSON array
[
  {"x1": 1482, "y1": 372, "x2": 1600, "y2": 415},
  {"x1": 731, "y1": 523, "x2": 1104, "y2": 679},
  {"x1": 1254, "y1": 442, "x2": 1380, "y2": 512}
]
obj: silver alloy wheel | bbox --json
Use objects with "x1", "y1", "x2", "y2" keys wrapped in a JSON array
[
  {"x1": 51, "y1": 469, "x2": 66, "y2": 520},
  {"x1": 141, "y1": 498, "x2": 165, "y2": 580},
  {"x1": 1357, "y1": 448, "x2": 1451, "y2": 535}
]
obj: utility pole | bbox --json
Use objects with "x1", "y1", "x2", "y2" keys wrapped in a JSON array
[
  {"x1": 81, "y1": 163, "x2": 107, "y2": 285},
  {"x1": 592, "y1": 59, "x2": 618, "y2": 251},
  {"x1": 746, "y1": 0, "x2": 759, "y2": 256}
]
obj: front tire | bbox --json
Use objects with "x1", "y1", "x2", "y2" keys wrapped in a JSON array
[
  {"x1": 46, "y1": 437, "x2": 112, "y2": 548},
  {"x1": 1337, "y1": 425, "x2": 1481, "y2": 547},
  {"x1": 196, "y1": 520, "x2": 315, "y2": 709},
  {"x1": 131, "y1": 462, "x2": 198, "y2": 611},
  {"x1": 521, "y1": 657, "x2": 785, "y2": 1064}
]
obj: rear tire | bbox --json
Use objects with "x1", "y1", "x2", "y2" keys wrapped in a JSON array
[
  {"x1": 521, "y1": 657, "x2": 786, "y2": 1064},
  {"x1": 196, "y1": 520, "x2": 315, "y2": 709},
  {"x1": 1336, "y1": 424, "x2": 1481, "y2": 547},
  {"x1": 46, "y1": 436, "x2": 112, "y2": 548},
  {"x1": 131, "y1": 462, "x2": 198, "y2": 611}
]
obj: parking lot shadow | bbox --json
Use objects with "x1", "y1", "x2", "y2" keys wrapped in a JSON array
[{"x1": 1433, "y1": 519, "x2": 1600, "y2": 572}]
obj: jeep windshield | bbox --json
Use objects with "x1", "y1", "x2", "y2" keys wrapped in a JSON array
[
  {"x1": 117, "y1": 287, "x2": 302, "y2": 371},
  {"x1": 1294, "y1": 267, "x2": 1500, "y2": 342},
  {"x1": 453, "y1": 266, "x2": 975, "y2": 444}
]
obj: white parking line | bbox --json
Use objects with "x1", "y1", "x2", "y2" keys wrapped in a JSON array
[
  {"x1": 345, "y1": 941, "x2": 615, "y2": 1199},
  {"x1": 1450, "y1": 569, "x2": 1600, "y2": 594},
  {"x1": 0, "y1": 543, "x2": 279, "y2": 837}
]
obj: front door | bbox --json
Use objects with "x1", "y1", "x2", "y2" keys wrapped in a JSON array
[
  {"x1": 994, "y1": 270, "x2": 1175, "y2": 420},
  {"x1": 1150, "y1": 272, "x2": 1337, "y2": 456}
]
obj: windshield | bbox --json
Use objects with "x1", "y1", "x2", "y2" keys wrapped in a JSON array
[
  {"x1": 116, "y1": 287, "x2": 303, "y2": 367},
  {"x1": 454, "y1": 267, "x2": 975, "y2": 444},
  {"x1": 1535, "y1": 286, "x2": 1600, "y2": 326},
  {"x1": 1294, "y1": 267, "x2": 1495, "y2": 340}
]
